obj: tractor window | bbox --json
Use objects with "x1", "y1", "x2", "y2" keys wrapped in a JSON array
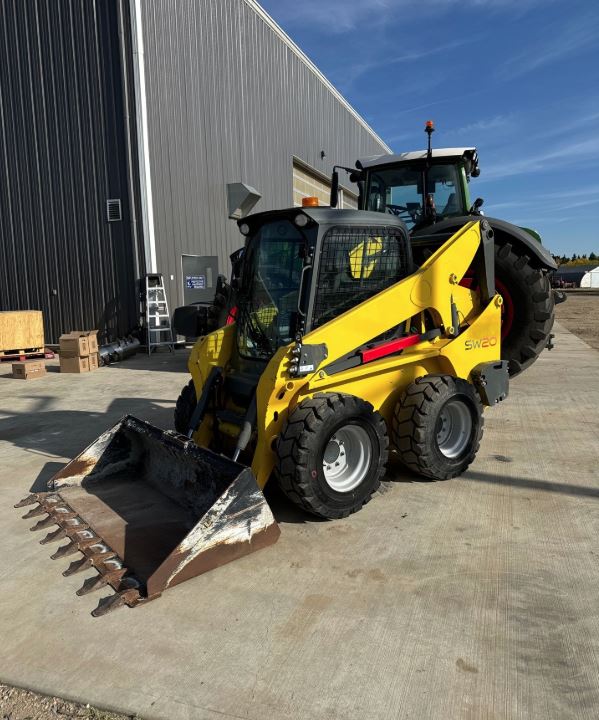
[
  {"x1": 311, "y1": 225, "x2": 413, "y2": 330},
  {"x1": 365, "y1": 163, "x2": 464, "y2": 229},
  {"x1": 237, "y1": 219, "x2": 312, "y2": 359}
]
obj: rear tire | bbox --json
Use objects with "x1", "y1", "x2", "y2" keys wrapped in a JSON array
[
  {"x1": 495, "y1": 242, "x2": 554, "y2": 377},
  {"x1": 174, "y1": 380, "x2": 197, "y2": 434},
  {"x1": 276, "y1": 393, "x2": 388, "y2": 519},
  {"x1": 392, "y1": 375, "x2": 483, "y2": 480}
]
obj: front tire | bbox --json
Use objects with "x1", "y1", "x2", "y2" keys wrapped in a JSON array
[
  {"x1": 276, "y1": 393, "x2": 388, "y2": 519},
  {"x1": 174, "y1": 379, "x2": 197, "y2": 434},
  {"x1": 392, "y1": 375, "x2": 483, "y2": 480}
]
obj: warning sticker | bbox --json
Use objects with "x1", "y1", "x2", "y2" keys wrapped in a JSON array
[{"x1": 185, "y1": 275, "x2": 206, "y2": 290}]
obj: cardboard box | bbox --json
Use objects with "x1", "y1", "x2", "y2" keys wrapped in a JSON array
[
  {"x1": 60, "y1": 356, "x2": 90, "y2": 373},
  {"x1": 88, "y1": 353, "x2": 99, "y2": 371},
  {"x1": 59, "y1": 333, "x2": 89, "y2": 358},
  {"x1": 71, "y1": 330, "x2": 99, "y2": 354},
  {"x1": 12, "y1": 360, "x2": 46, "y2": 380}
]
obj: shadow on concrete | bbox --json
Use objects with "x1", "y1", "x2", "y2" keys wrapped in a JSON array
[
  {"x1": 0, "y1": 397, "x2": 177, "y2": 461},
  {"x1": 263, "y1": 482, "x2": 320, "y2": 525},
  {"x1": 29, "y1": 461, "x2": 68, "y2": 493},
  {"x1": 462, "y1": 469, "x2": 599, "y2": 500},
  {"x1": 100, "y1": 349, "x2": 190, "y2": 373}
]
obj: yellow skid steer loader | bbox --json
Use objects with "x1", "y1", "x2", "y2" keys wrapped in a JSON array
[{"x1": 17, "y1": 207, "x2": 512, "y2": 616}]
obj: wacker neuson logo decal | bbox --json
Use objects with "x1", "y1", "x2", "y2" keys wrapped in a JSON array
[{"x1": 465, "y1": 336, "x2": 498, "y2": 350}]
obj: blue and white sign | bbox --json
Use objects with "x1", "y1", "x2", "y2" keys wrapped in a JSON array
[{"x1": 185, "y1": 275, "x2": 206, "y2": 290}]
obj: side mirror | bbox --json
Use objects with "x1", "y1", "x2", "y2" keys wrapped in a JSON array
[
  {"x1": 470, "y1": 197, "x2": 484, "y2": 214},
  {"x1": 329, "y1": 170, "x2": 339, "y2": 208}
]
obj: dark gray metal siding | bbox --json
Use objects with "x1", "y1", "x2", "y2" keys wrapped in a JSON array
[
  {"x1": 0, "y1": 0, "x2": 139, "y2": 343},
  {"x1": 141, "y1": 0, "x2": 389, "y2": 308}
]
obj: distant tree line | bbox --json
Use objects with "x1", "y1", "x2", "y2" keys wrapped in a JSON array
[{"x1": 552, "y1": 252, "x2": 599, "y2": 266}]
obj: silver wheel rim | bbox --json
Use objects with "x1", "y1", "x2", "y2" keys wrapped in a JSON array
[
  {"x1": 436, "y1": 399, "x2": 472, "y2": 459},
  {"x1": 322, "y1": 424, "x2": 372, "y2": 492}
]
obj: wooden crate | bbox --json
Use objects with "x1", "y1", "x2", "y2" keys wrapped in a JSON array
[{"x1": 0, "y1": 311, "x2": 44, "y2": 353}]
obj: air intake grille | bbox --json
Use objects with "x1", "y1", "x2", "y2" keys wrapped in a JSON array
[
  {"x1": 312, "y1": 225, "x2": 412, "y2": 329},
  {"x1": 106, "y1": 198, "x2": 122, "y2": 222}
]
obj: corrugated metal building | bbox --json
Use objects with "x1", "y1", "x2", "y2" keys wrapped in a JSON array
[{"x1": 0, "y1": 0, "x2": 389, "y2": 344}]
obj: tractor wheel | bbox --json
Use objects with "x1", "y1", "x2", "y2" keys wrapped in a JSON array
[
  {"x1": 494, "y1": 242, "x2": 554, "y2": 376},
  {"x1": 276, "y1": 393, "x2": 388, "y2": 519},
  {"x1": 392, "y1": 375, "x2": 483, "y2": 480},
  {"x1": 174, "y1": 379, "x2": 197, "y2": 434}
]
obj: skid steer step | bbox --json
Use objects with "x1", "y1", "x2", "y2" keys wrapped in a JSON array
[{"x1": 16, "y1": 415, "x2": 280, "y2": 616}]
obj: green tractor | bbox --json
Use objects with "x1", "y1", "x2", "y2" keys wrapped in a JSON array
[{"x1": 330, "y1": 121, "x2": 558, "y2": 376}]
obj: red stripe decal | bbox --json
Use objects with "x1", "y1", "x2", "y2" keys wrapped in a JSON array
[{"x1": 360, "y1": 334, "x2": 421, "y2": 363}]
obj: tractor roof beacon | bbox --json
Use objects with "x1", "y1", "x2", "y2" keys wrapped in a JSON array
[{"x1": 330, "y1": 121, "x2": 558, "y2": 377}]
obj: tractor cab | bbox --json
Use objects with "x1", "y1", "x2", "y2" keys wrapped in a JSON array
[{"x1": 357, "y1": 147, "x2": 480, "y2": 231}]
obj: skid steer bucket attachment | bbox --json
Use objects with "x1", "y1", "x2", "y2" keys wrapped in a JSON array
[{"x1": 16, "y1": 416, "x2": 280, "y2": 616}]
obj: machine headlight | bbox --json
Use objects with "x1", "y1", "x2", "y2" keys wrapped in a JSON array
[
  {"x1": 294, "y1": 214, "x2": 309, "y2": 227},
  {"x1": 239, "y1": 222, "x2": 250, "y2": 235}
]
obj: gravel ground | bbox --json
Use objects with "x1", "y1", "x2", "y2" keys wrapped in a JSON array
[
  {"x1": 555, "y1": 291, "x2": 599, "y2": 351},
  {"x1": 0, "y1": 684, "x2": 139, "y2": 720}
]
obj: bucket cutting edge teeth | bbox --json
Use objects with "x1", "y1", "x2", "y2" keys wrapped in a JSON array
[
  {"x1": 91, "y1": 587, "x2": 141, "y2": 618},
  {"x1": 76, "y1": 568, "x2": 128, "y2": 596},
  {"x1": 91, "y1": 593, "x2": 126, "y2": 617},
  {"x1": 50, "y1": 540, "x2": 80, "y2": 560},
  {"x1": 40, "y1": 527, "x2": 67, "y2": 545},
  {"x1": 76, "y1": 574, "x2": 109, "y2": 596},
  {"x1": 22, "y1": 504, "x2": 50, "y2": 519},
  {"x1": 63, "y1": 557, "x2": 93, "y2": 576},
  {"x1": 30, "y1": 515, "x2": 60, "y2": 531},
  {"x1": 14, "y1": 494, "x2": 40, "y2": 508}
]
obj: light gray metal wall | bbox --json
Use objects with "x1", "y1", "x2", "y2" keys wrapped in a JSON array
[{"x1": 140, "y1": 0, "x2": 389, "y2": 308}]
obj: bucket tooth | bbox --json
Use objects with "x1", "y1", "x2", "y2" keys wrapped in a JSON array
[
  {"x1": 77, "y1": 568, "x2": 128, "y2": 596},
  {"x1": 40, "y1": 527, "x2": 67, "y2": 545},
  {"x1": 15, "y1": 493, "x2": 40, "y2": 508},
  {"x1": 22, "y1": 505, "x2": 48, "y2": 519},
  {"x1": 76, "y1": 574, "x2": 108, "y2": 596},
  {"x1": 50, "y1": 540, "x2": 79, "y2": 560},
  {"x1": 91, "y1": 592, "x2": 126, "y2": 617},
  {"x1": 63, "y1": 557, "x2": 92, "y2": 576},
  {"x1": 30, "y1": 515, "x2": 59, "y2": 532},
  {"x1": 91, "y1": 586, "x2": 141, "y2": 617},
  {"x1": 85, "y1": 543, "x2": 116, "y2": 560}
]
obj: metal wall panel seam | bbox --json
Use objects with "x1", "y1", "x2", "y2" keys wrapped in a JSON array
[{"x1": 129, "y1": 0, "x2": 157, "y2": 273}]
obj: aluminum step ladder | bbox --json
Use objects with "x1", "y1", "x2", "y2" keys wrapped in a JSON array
[{"x1": 143, "y1": 273, "x2": 174, "y2": 355}]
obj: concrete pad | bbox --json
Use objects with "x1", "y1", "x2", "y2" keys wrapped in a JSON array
[{"x1": 1, "y1": 328, "x2": 599, "y2": 720}]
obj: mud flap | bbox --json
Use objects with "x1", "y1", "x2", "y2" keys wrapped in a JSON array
[{"x1": 16, "y1": 416, "x2": 280, "y2": 616}]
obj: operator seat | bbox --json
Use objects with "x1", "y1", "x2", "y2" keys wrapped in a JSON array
[{"x1": 440, "y1": 192, "x2": 457, "y2": 215}]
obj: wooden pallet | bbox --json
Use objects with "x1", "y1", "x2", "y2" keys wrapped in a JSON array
[{"x1": 0, "y1": 347, "x2": 55, "y2": 362}]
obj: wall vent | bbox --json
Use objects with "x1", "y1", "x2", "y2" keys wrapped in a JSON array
[{"x1": 106, "y1": 198, "x2": 122, "y2": 222}]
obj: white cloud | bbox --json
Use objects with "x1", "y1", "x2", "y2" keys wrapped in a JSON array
[
  {"x1": 266, "y1": 0, "x2": 550, "y2": 33},
  {"x1": 453, "y1": 114, "x2": 515, "y2": 135},
  {"x1": 497, "y1": 10, "x2": 599, "y2": 80},
  {"x1": 483, "y1": 137, "x2": 599, "y2": 179}
]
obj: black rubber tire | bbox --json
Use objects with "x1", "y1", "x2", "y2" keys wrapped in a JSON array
[
  {"x1": 495, "y1": 242, "x2": 554, "y2": 377},
  {"x1": 276, "y1": 393, "x2": 389, "y2": 519},
  {"x1": 174, "y1": 379, "x2": 197, "y2": 434},
  {"x1": 392, "y1": 375, "x2": 483, "y2": 480}
]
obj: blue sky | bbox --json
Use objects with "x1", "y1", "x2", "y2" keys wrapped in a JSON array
[{"x1": 260, "y1": 0, "x2": 599, "y2": 256}]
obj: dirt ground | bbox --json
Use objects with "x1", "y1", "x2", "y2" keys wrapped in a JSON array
[
  {"x1": 0, "y1": 684, "x2": 139, "y2": 720},
  {"x1": 555, "y1": 291, "x2": 599, "y2": 351}
]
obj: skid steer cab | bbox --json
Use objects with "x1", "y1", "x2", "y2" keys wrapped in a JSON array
[
  {"x1": 17, "y1": 206, "x2": 508, "y2": 617},
  {"x1": 178, "y1": 207, "x2": 508, "y2": 518}
]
